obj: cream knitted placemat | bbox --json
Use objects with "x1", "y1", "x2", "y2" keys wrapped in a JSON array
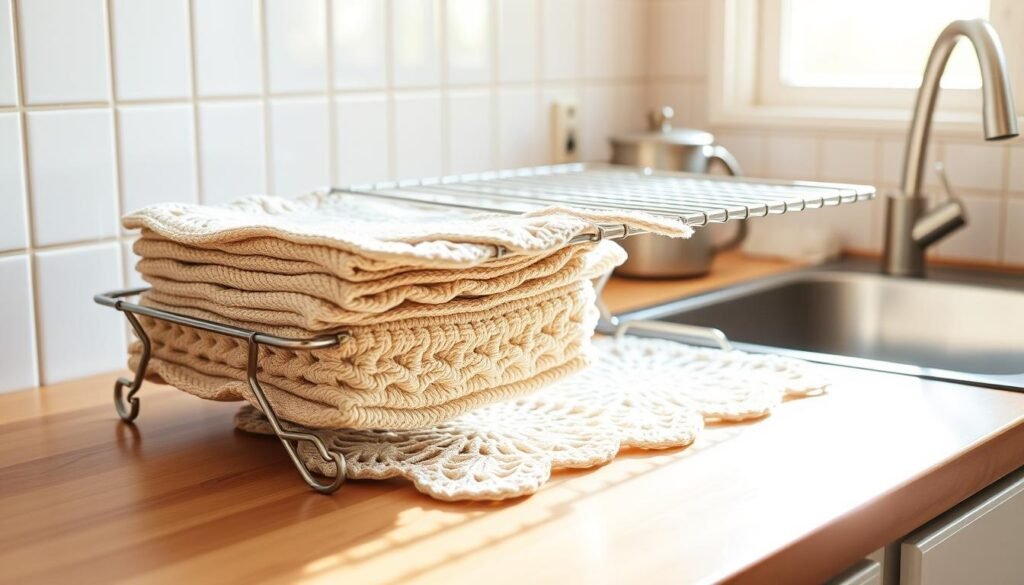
[
  {"x1": 123, "y1": 192, "x2": 692, "y2": 270},
  {"x1": 133, "y1": 280, "x2": 598, "y2": 429},
  {"x1": 134, "y1": 243, "x2": 588, "y2": 315},
  {"x1": 132, "y1": 241, "x2": 625, "y2": 332},
  {"x1": 234, "y1": 336, "x2": 829, "y2": 500},
  {"x1": 133, "y1": 232, "x2": 579, "y2": 282}
]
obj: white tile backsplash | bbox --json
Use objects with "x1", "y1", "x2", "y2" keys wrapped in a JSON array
[
  {"x1": 394, "y1": 91, "x2": 443, "y2": 179},
  {"x1": 0, "y1": 255, "x2": 37, "y2": 393},
  {"x1": 111, "y1": 0, "x2": 191, "y2": 101},
  {"x1": 35, "y1": 243, "x2": 125, "y2": 384},
  {"x1": 943, "y1": 142, "x2": 1005, "y2": 192},
  {"x1": 192, "y1": 0, "x2": 262, "y2": 97},
  {"x1": 27, "y1": 109, "x2": 118, "y2": 246},
  {"x1": 934, "y1": 194, "x2": 1002, "y2": 263},
  {"x1": 1004, "y1": 199, "x2": 1024, "y2": 265},
  {"x1": 1009, "y1": 147, "x2": 1024, "y2": 193},
  {"x1": 613, "y1": 84, "x2": 646, "y2": 135},
  {"x1": 118, "y1": 104, "x2": 197, "y2": 213},
  {"x1": 497, "y1": 87, "x2": 541, "y2": 169},
  {"x1": 582, "y1": 0, "x2": 614, "y2": 80},
  {"x1": 9, "y1": 0, "x2": 1023, "y2": 394},
  {"x1": 0, "y1": 113, "x2": 27, "y2": 251},
  {"x1": 541, "y1": 0, "x2": 579, "y2": 81},
  {"x1": 880, "y1": 138, "x2": 942, "y2": 190},
  {"x1": 3, "y1": 0, "x2": 645, "y2": 392},
  {"x1": 266, "y1": 0, "x2": 327, "y2": 94},
  {"x1": 334, "y1": 93, "x2": 390, "y2": 185},
  {"x1": 447, "y1": 89, "x2": 494, "y2": 174},
  {"x1": 392, "y1": 0, "x2": 440, "y2": 88},
  {"x1": 820, "y1": 137, "x2": 876, "y2": 183},
  {"x1": 331, "y1": 0, "x2": 387, "y2": 90},
  {"x1": 765, "y1": 134, "x2": 819, "y2": 181},
  {"x1": 580, "y1": 85, "x2": 613, "y2": 162},
  {"x1": 269, "y1": 98, "x2": 330, "y2": 195},
  {"x1": 649, "y1": 0, "x2": 707, "y2": 79},
  {"x1": 446, "y1": 0, "x2": 492, "y2": 85},
  {"x1": 497, "y1": 0, "x2": 536, "y2": 83},
  {"x1": 712, "y1": 131, "x2": 763, "y2": 177},
  {"x1": 18, "y1": 0, "x2": 109, "y2": 104},
  {"x1": 0, "y1": 0, "x2": 17, "y2": 106},
  {"x1": 198, "y1": 101, "x2": 266, "y2": 203},
  {"x1": 614, "y1": 1, "x2": 646, "y2": 79}
]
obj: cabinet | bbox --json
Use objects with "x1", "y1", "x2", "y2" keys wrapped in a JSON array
[
  {"x1": 899, "y1": 465, "x2": 1024, "y2": 585},
  {"x1": 827, "y1": 558, "x2": 883, "y2": 585}
]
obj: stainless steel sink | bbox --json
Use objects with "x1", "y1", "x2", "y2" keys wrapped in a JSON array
[{"x1": 610, "y1": 259, "x2": 1024, "y2": 390}]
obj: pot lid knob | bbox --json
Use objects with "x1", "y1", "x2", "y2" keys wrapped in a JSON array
[{"x1": 649, "y1": 106, "x2": 674, "y2": 133}]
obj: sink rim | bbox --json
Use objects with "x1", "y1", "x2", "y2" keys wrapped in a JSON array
[{"x1": 607, "y1": 260, "x2": 1024, "y2": 391}]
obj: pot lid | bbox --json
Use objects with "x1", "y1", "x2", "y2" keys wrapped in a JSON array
[{"x1": 610, "y1": 106, "x2": 714, "y2": 147}]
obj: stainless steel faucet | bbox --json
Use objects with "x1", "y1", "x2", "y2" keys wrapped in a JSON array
[{"x1": 883, "y1": 19, "x2": 1019, "y2": 277}]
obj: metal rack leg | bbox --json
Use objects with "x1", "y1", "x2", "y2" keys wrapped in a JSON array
[
  {"x1": 245, "y1": 334, "x2": 346, "y2": 494},
  {"x1": 114, "y1": 309, "x2": 151, "y2": 422}
]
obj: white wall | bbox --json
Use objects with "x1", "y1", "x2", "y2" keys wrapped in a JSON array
[{"x1": 0, "y1": 0, "x2": 650, "y2": 392}]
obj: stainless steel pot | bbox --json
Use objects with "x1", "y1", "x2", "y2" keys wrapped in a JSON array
[{"x1": 610, "y1": 107, "x2": 744, "y2": 278}]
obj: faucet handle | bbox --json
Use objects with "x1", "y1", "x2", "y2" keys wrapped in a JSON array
[
  {"x1": 933, "y1": 161, "x2": 960, "y2": 203},
  {"x1": 911, "y1": 161, "x2": 968, "y2": 247}
]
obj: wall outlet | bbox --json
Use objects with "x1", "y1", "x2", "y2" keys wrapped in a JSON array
[{"x1": 550, "y1": 100, "x2": 580, "y2": 164}]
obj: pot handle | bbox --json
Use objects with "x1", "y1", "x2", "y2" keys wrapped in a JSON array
[{"x1": 703, "y1": 144, "x2": 748, "y2": 252}]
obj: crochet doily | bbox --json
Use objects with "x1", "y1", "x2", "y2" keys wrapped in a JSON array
[
  {"x1": 236, "y1": 336, "x2": 829, "y2": 501},
  {"x1": 235, "y1": 399, "x2": 620, "y2": 501}
]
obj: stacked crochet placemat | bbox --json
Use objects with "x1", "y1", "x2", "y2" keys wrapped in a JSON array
[
  {"x1": 123, "y1": 191, "x2": 693, "y2": 430},
  {"x1": 235, "y1": 336, "x2": 829, "y2": 500}
]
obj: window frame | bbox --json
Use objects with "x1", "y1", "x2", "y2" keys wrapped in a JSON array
[{"x1": 708, "y1": 0, "x2": 1024, "y2": 135}]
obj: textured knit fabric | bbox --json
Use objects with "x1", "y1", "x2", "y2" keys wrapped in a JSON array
[
  {"x1": 131, "y1": 239, "x2": 625, "y2": 338},
  {"x1": 131, "y1": 280, "x2": 597, "y2": 429},
  {"x1": 121, "y1": 193, "x2": 652, "y2": 429},
  {"x1": 132, "y1": 243, "x2": 598, "y2": 330},
  {"x1": 122, "y1": 191, "x2": 691, "y2": 270},
  {"x1": 233, "y1": 336, "x2": 829, "y2": 500}
]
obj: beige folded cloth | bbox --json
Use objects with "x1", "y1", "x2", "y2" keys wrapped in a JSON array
[
  {"x1": 132, "y1": 241, "x2": 624, "y2": 332},
  {"x1": 131, "y1": 280, "x2": 597, "y2": 429},
  {"x1": 133, "y1": 242, "x2": 589, "y2": 328},
  {"x1": 122, "y1": 192, "x2": 691, "y2": 271},
  {"x1": 132, "y1": 232, "x2": 576, "y2": 282},
  {"x1": 121, "y1": 193, "x2": 655, "y2": 428}
]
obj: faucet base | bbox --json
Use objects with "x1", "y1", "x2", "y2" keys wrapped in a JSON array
[{"x1": 882, "y1": 194, "x2": 927, "y2": 277}]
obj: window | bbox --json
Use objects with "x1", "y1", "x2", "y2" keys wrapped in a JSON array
[{"x1": 709, "y1": 0, "x2": 1024, "y2": 130}]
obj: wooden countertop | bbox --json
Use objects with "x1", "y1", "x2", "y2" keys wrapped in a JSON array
[{"x1": 3, "y1": 252, "x2": 1024, "y2": 585}]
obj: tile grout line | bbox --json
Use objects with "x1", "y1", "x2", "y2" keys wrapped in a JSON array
[
  {"x1": 439, "y1": 0, "x2": 450, "y2": 175},
  {"x1": 104, "y1": 0, "x2": 128, "y2": 293},
  {"x1": 186, "y1": 0, "x2": 205, "y2": 205},
  {"x1": 997, "y1": 143, "x2": 1011, "y2": 263},
  {"x1": 489, "y1": 0, "x2": 498, "y2": 170},
  {"x1": 9, "y1": 0, "x2": 42, "y2": 388},
  {"x1": 104, "y1": 0, "x2": 134, "y2": 358},
  {"x1": 534, "y1": 0, "x2": 544, "y2": 163},
  {"x1": 324, "y1": 0, "x2": 339, "y2": 186},
  {"x1": 0, "y1": 76, "x2": 653, "y2": 112},
  {"x1": 258, "y1": 0, "x2": 274, "y2": 195},
  {"x1": 384, "y1": 0, "x2": 397, "y2": 180}
]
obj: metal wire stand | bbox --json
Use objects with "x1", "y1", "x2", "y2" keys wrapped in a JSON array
[{"x1": 95, "y1": 288, "x2": 348, "y2": 494}]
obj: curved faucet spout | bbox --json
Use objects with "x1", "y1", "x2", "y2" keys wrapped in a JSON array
[
  {"x1": 886, "y1": 19, "x2": 1019, "y2": 278},
  {"x1": 901, "y1": 19, "x2": 1018, "y2": 200}
]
